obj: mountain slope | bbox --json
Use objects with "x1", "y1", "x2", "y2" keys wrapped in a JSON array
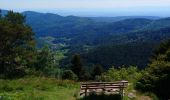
[
  {"x1": 2, "y1": 10, "x2": 170, "y2": 69},
  {"x1": 79, "y1": 27, "x2": 170, "y2": 68},
  {"x1": 142, "y1": 17, "x2": 170, "y2": 31},
  {"x1": 23, "y1": 11, "x2": 97, "y2": 37},
  {"x1": 89, "y1": 16, "x2": 160, "y2": 23},
  {"x1": 22, "y1": 11, "x2": 159, "y2": 38}
]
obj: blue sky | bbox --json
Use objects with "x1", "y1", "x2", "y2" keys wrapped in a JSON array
[{"x1": 0, "y1": 0, "x2": 170, "y2": 17}]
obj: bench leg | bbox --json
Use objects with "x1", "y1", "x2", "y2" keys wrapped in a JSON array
[
  {"x1": 85, "y1": 88, "x2": 87, "y2": 97},
  {"x1": 120, "y1": 88, "x2": 124, "y2": 99}
]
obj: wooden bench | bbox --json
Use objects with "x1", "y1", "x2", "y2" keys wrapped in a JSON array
[{"x1": 80, "y1": 81, "x2": 128, "y2": 98}]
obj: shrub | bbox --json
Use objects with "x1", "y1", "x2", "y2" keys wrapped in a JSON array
[
  {"x1": 99, "y1": 66, "x2": 142, "y2": 82},
  {"x1": 136, "y1": 40, "x2": 170, "y2": 99},
  {"x1": 62, "y1": 70, "x2": 78, "y2": 80}
]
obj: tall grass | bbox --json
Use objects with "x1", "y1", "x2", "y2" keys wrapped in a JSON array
[{"x1": 0, "y1": 77, "x2": 80, "y2": 100}]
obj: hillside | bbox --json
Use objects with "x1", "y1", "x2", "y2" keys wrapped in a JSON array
[
  {"x1": 2, "y1": 10, "x2": 170, "y2": 69},
  {"x1": 22, "y1": 11, "x2": 170, "y2": 68},
  {"x1": 60, "y1": 27, "x2": 170, "y2": 68},
  {"x1": 89, "y1": 16, "x2": 160, "y2": 22},
  {"x1": 27, "y1": 11, "x2": 170, "y2": 68},
  {"x1": 21, "y1": 11, "x2": 170, "y2": 45},
  {"x1": 23, "y1": 11, "x2": 97, "y2": 37}
]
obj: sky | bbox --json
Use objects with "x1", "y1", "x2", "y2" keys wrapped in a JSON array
[{"x1": 0, "y1": 0, "x2": 170, "y2": 17}]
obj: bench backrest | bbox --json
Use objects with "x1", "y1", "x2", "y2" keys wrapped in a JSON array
[{"x1": 81, "y1": 81, "x2": 128, "y2": 90}]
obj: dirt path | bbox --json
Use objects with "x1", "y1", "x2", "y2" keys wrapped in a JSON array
[{"x1": 138, "y1": 96, "x2": 152, "y2": 100}]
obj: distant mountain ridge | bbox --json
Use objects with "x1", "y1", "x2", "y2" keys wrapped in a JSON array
[
  {"x1": 20, "y1": 11, "x2": 169, "y2": 39},
  {"x1": 1, "y1": 10, "x2": 170, "y2": 69},
  {"x1": 88, "y1": 16, "x2": 160, "y2": 22},
  {"x1": 1, "y1": 10, "x2": 168, "y2": 39}
]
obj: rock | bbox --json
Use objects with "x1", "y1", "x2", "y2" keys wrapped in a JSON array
[
  {"x1": 0, "y1": 96, "x2": 2, "y2": 100},
  {"x1": 128, "y1": 92, "x2": 136, "y2": 99},
  {"x1": 139, "y1": 96, "x2": 151, "y2": 100},
  {"x1": 132, "y1": 90, "x2": 136, "y2": 93}
]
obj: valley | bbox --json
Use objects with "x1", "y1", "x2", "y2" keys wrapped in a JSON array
[{"x1": 16, "y1": 10, "x2": 170, "y2": 68}]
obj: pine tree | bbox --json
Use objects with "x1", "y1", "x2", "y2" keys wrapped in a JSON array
[
  {"x1": 0, "y1": 11, "x2": 35, "y2": 78},
  {"x1": 92, "y1": 64, "x2": 103, "y2": 79},
  {"x1": 70, "y1": 54, "x2": 85, "y2": 80}
]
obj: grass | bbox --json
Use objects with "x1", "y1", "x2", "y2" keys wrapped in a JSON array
[
  {"x1": 0, "y1": 77, "x2": 80, "y2": 100},
  {"x1": 0, "y1": 77, "x2": 156, "y2": 100},
  {"x1": 123, "y1": 82, "x2": 155, "y2": 100}
]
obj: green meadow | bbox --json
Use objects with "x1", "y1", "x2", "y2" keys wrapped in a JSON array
[{"x1": 0, "y1": 77, "x2": 80, "y2": 100}]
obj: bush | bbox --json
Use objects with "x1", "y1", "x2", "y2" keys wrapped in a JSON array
[
  {"x1": 99, "y1": 66, "x2": 142, "y2": 82},
  {"x1": 136, "y1": 61, "x2": 170, "y2": 99},
  {"x1": 136, "y1": 40, "x2": 170, "y2": 99},
  {"x1": 62, "y1": 70, "x2": 78, "y2": 80}
]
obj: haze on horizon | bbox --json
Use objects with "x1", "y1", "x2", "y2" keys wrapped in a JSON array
[{"x1": 0, "y1": 0, "x2": 170, "y2": 17}]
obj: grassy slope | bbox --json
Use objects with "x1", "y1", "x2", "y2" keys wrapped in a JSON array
[
  {"x1": 0, "y1": 77, "x2": 80, "y2": 100},
  {"x1": 0, "y1": 77, "x2": 155, "y2": 100}
]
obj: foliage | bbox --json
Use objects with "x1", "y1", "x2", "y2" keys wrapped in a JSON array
[
  {"x1": 82, "y1": 43, "x2": 156, "y2": 69},
  {"x1": 99, "y1": 66, "x2": 142, "y2": 82},
  {"x1": 143, "y1": 92, "x2": 159, "y2": 100},
  {"x1": 70, "y1": 54, "x2": 86, "y2": 80},
  {"x1": 33, "y1": 46, "x2": 58, "y2": 76},
  {"x1": 58, "y1": 27, "x2": 170, "y2": 69},
  {"x1": 0, "y1": 11, "x2": 60, "y2": 78},
  {"x1": 62, "y1": 70, "x2": 78, "y2": 80},
  {"x1": 5, "y1": 11, "x2": 25, "y2": 24},
  {"x1": 0, "y1": 11, "x2": 35, "y2": 78},
  {"x1": 153, "y1": 39, "x2": 170, "y2": 58},
  {"x1": 136, "y1": 40, "x2": 170, "y2": 99},
  {"x1": 91, "y1": 64, "x2": 103, "y2": 79}
]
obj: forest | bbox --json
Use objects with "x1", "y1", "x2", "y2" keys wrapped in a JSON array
[{"x1": 0, "y1": 10, "x2": 170, "y2": 100}]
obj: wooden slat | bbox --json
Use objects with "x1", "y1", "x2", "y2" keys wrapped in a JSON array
[
  {"x1": 80, "y1": 91, "x2": 120, "y2": 95},
  {"x1": 81, "y1": 81, "x2": 128, "y2": 85},
  {"x1": 81, "y1": 85, "x2": 126, "y2": 88},
  {"x1": 81, "y1": 86, "x2": 127, "y2": 89},
  {"x1": 81, "y1": 84, "x2": 126, "y2": 87},
  {"x1": 79, "y1": 81, "x2": 128, "y2": 97}
]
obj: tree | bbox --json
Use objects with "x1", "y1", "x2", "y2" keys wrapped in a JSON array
[
  {"x1": 70, "y1": 54, "x2": 85, "y2": 80},
  {"x1": 92, "y1": 64, "x2": 103, "y2": 79},
  {"x1": 136, "y1": 39, "x2": 170, "y2": 99},
  {"x1": 0, "y1": 11, "x2": 35, "y2": 78},
  {"x1": 99, "y1": 66, "x2": 141, "y2": 82},
  {"x1": 5, "y1": 11, "x2": 25, "y2": 24},
  {"x1": 34, "y1": 46, "x2": 57, "y2": 76},
  {"x1": 153, "y1": 39, "x2": 170, "y2": 58}
]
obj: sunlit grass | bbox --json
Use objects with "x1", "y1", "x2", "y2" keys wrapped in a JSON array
[{"x1": 0, "y1": 77, "x2": 80, "y2": 100}]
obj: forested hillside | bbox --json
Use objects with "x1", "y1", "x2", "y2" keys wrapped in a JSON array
[
  {"x1": 22, "y1": 11, "x2": 170, "y2": 69},
  {"x1": 2, "y1": 10, "x2": 170, "y2": 69},
  {"x1": 89, "y1": 16, "x2": 160, "y2": 22}
]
